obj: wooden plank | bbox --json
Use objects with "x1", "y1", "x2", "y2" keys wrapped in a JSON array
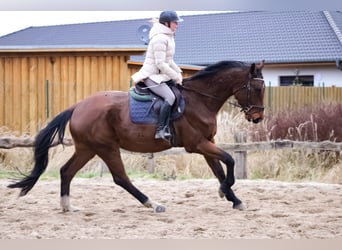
[
  {"x1": 90, "y1": 56, "x2": 98, "y2": 94},
  {"x1": 234, "y1": 132, "x2": 247, "y2": 179},
  {"x1": 68, "y1": 56, "x2": 77, "y2": 106},
  {"x1": 52, "y1": 56, "x2": 61, "y2": 117},
  {"x1": 1, "y1": 136, "x2": 342, "y2": 151},
  {"x1": 0, "y1": 136, "x2": 73, "y2": 148},
  {"x1": 60, "y1": 56, "x2": 68, "y2": 110},
  {"x1": 28, "y1": 57, "x2": 38, "y2": 133},
  {"x1": 45, "y1": 56, "x2": 54, "y2": 119},
  {"x1": 75, "y1": 56, "x2": 84, "y2": 102},
  {"x1": 105, "y1": 56, "x2": 113, "y2": 90},
  {"x1": 12, "y1": 58, "x2": 22, "y2": 132},
  {"x1": 113, "y1": 56, "x2": 120, "y2": 90},
  {"x1": 149, "y1": 140, "x2": 342, "y2": 155},
  {"x1": 4, "y1": 58, "x2": 13, "y2": 130},
  {"x1": 83, "y1": 56, "x2": 91, "y2": 98},
  {"x1": 37, "y1": 56, "x2": 46, "y2": 129},
  {"x1": 119, "y1": 57, "x2": 131, "y2": 91},
  {"x1": 98, "y1": 56, "x2": 106, "y2": 91},
  {"x1": 20, "y1": 57, "x2": 30, "y2": 132},
  {"x1": 0, "y1": 58, "x2": 4, "y2": 125}
]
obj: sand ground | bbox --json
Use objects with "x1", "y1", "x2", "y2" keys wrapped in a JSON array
[{"x1": 0, "y1": 177, "x2": 341, "y2": 239}]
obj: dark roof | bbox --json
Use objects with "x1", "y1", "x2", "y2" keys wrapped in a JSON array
[
  {"x1": 0, "y1": 19, "x2": 151, "y2": 48},
  {"x1": 0, "y1": 11, "x2": 342, "y2": 65}
]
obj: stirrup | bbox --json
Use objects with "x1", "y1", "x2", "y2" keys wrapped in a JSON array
[{"x1": 155, "y1": 127, "x2": 171, "y2": 139}]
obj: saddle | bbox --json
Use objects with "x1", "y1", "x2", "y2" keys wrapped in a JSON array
[{"x1": 129, "y1": 80, "x2": 185, "y2": 125}]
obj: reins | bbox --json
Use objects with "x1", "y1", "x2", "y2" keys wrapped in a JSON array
[{"x1": 180, "y1": 84, "x2": 225, "y2": 102}]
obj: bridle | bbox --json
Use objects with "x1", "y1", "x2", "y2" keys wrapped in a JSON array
[
  {"x1": 228, "y1": 76, "x2": 265, "y2": 115},
  {"x1": 181, "y1": 76, "x2": 265, "y2": 115}
]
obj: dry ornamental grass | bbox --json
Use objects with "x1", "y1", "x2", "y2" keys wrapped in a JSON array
[{"x1": 0, "y1": 102, "x2": 341, "y2": 183}]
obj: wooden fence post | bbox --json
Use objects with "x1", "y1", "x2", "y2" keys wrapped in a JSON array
[
  {"x1": 234, "y1": 131, "x2": 247, "y2": 179},
  {"x1": 100, "y1": 160, "x2": 109, "y2": 177},
  {"x1": 147, "y1": 153, "x2": 156, "y2": 174}
]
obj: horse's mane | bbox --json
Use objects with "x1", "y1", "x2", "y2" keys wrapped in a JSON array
[{"x1": 187, "y1": 61, "x2": 248, "y2": 81}]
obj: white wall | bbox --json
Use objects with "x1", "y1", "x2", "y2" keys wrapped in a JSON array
[{"x1": 263, "y1": 65, "x2": 342, "y2": 87}]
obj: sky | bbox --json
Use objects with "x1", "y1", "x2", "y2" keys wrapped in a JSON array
[{"x1": 0, "y1": 11, "x2": 227, "y2": 37}]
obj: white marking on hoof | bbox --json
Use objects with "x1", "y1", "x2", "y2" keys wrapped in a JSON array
[
  {"x1": 60, "y1": 195, "x2": 80, "y2": 212},
  {"x1": 233, "y1": 202, "x2": 246, "y2": 211},
  {"x1": 144, "y1": 199, "x2": 166, "y2": 213}
]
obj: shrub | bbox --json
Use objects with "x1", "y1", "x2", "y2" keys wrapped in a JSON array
[{"x1": 250, "y1": 102, "x2": 342, "y2": 142}]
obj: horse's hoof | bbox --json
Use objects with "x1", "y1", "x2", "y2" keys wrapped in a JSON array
[
  {"x1": 62, "y1": 206, "x2": 80, "y2": 213},
  {"x1": 218, "y1": 188, "x2": 225, "y2": 198},
  {"x1": 144, "y1": 199, "x2": 166, "y2": 213},
  {"x1": 233, "y1": 202, "x2": 246, "y2": 211},
  {"x1": 155, "y1": 205, "x2": 166, "y2": 213}
]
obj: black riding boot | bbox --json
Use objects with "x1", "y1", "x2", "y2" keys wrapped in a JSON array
[{"x1": 155, "y1": 101, "x2": 172, "y2": 139}]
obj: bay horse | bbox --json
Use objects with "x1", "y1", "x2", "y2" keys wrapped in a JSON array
[{"x1": 8, "y1": 60, "x2": 265, "y2": 213}]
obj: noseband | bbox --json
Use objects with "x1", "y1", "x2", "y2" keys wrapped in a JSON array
[{"x1": 229, "y1": 77, "x2": 265, "y2": 115}]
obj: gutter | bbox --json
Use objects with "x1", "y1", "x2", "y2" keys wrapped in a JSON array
[
  {"x1": 323, "y1": 11, "x2": 342, "y2": 70},
  {"x1": 0, "y1": 45, "x2": 147, "y2": 53}
]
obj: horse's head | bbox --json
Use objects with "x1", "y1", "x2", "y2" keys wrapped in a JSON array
[{"x1": 233, "y1": 60, "x2": 265, "y2": 123}]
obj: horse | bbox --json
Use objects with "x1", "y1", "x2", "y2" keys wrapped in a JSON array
[{"x1": 8, "y1": 60, "x2": 265, "y2": 213}]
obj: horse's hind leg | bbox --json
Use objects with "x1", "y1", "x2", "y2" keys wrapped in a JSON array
[
  {"x1": 97, "y1": 148, "x2": 165, "y2": 213},
  {"x1": 60, "y1": 148, "x2": 95, "y2": 212}
]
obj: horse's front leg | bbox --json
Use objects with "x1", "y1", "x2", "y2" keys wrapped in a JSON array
[
  {"x1": 203, "y1": 156, "x2": 225, "y2": 197},
  {"x1": 197, "y1": 141, "x2": 245, "y2": 210}
]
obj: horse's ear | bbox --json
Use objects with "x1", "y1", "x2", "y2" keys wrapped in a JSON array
[
  {"x1": 250, "y1": 63, "x2": 256, "y2": 75},
  {"x1": 256, "y1": 60, "x2": 265, "y2": 70}
]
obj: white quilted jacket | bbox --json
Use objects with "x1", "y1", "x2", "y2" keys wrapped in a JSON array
[{"x1": 131, "y1": 22, "x2": 182, "y2": 84}]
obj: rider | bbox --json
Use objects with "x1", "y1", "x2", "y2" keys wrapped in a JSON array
[{"x1": 131, "y1": 11, "x2": 183, "y2": 139}]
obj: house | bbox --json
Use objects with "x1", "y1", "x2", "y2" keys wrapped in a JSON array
[
  {"x1": 0, "y1": 11, "x2": 341, "y2": 87},
  {"x1": 0, "y1": 11, "x2": 342, "y2": 134}
]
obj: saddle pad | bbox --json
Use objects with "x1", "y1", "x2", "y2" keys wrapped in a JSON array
[{"x1": 130, "y1": 95, "x2": 185, "y2": 124}]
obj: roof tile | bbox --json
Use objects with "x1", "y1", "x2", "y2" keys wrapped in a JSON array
[{"x1": 0, "y1": 11, "x2": 341, "y2": 65}]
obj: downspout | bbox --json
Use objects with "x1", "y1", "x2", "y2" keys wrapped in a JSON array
[{"x1": 323, "y1": 11, "x2": 342, "y2": 70}]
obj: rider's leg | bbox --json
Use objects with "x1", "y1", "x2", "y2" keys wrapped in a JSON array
[{"x1": 144, "y1": 78, "x2": 175, "y2": 139}]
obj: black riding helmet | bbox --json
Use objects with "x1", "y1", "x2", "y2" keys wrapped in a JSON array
[{"x1": 159, "y1": 11, "x2": 184, "y2": 26}]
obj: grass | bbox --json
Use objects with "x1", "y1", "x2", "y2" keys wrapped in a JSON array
[
  {"x1": 0, "y1": 102, "x2": 341, "y2": 184},
  {"x1": 247, "y1": 102, "x2": 342, "y2": 183}
]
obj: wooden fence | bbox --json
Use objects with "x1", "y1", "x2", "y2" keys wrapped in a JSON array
[
  {"x1": 265, "y1": 85, "x2": 342, "y2": 115},
  {"x1": 1, "y1": 58, "x2": 342, "y2": 134},
  {"x1": 0, "y1": 50, "x2": 144, "y2": 134},
  {"x1": 129, "y1": 62, "x2": 342, "y2": 114},
  {"x1": 1, "y1": 135, "x2": 341, "y2": 179}
]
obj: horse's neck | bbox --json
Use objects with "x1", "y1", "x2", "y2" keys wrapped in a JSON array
[{"x1": 183, "y1": 80, "x2": 233, "y2": 113}]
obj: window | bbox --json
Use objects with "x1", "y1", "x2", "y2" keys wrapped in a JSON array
[{"x1": 279, "y1": 75, "x2": 314, "y2": 86}]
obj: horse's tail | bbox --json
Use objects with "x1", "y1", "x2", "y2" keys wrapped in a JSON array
[{"x1": 7, "y1": 106, "x2": 76, "y2": 196}]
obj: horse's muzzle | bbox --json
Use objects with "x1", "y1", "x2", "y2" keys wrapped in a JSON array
[
  {"x1": 246, "y1": 112, "x2": 264, "y2": 124},
  {"x1": 252, "y1": 117, "x2": 263, "y2": 124}
]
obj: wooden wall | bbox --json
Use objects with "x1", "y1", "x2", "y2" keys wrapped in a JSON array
[
  {"x1": 128, "y1": 62, "x2": 342, "y2": 113},
  {"x1": 1, "y1": 57, "x2": 342, "y2": 135},
  {"x1": 265, "y1": 86, "x2": 342, "y2": 114},
  {"x1": 0, "y1": 51, "x2": 142, "y2": 134}
]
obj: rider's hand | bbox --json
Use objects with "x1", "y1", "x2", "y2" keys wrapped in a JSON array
[{"x1": 175, "y1": 73, "x2": 183, "y2": 84}]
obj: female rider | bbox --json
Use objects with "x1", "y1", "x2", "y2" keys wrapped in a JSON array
[{"x1": 131, "y1": 11, "x2": 183, "y2": 139}]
